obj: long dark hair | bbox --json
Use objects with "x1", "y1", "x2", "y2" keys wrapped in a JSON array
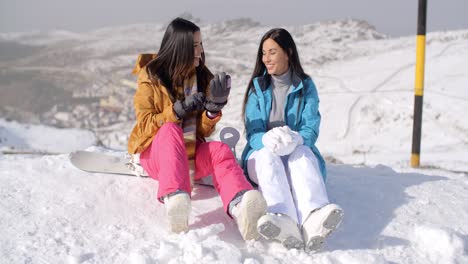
[
  {"x1": 242, "y1": 28, "x2": 309, "y2": 116},
  {"x1": 146, "y1": 17, "x2": 212, "y2": 100}
]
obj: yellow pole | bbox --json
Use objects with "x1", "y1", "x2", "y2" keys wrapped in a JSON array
[{"x1": 411, "y1": 0, "x2": 427, "y2": 167}]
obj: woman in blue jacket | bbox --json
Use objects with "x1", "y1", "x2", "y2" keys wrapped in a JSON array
[{"x1": 241, "y1": 28, "x2": 343, "y2": 252}]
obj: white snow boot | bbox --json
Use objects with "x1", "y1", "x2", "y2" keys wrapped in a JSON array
[
  {"x1": 257, "y1": 213, "x2": 304, "y2": 249},
  {"x1": 302, "y1": 203, "x2": 344, "y2": 252},
  {"x1": 231, "y1": 190, "x2": 267, "y2": 240},
  {"x1": 164, "y1": 192, "x2": 191, "y2": 233}
]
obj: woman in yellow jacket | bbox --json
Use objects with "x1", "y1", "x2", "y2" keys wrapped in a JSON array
[{"x1": 128, "y1": 18, "x2": 266, "y2": 240}]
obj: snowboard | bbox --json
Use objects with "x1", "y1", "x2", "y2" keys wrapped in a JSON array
[
  {"x1": 69, "y1": 127, "x2": 241, "y2": 187},
  {"x1": 69, "y1": 150, "x2": 147, "y2": 176}
]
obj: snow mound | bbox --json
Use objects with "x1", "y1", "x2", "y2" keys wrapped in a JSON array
[{"x1": 412, "y1": 225, "x2": 467, "y2": 264}]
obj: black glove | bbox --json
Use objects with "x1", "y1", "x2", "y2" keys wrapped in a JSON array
[
  {"x1": 173, "y1": 92, "x2": 206, "y2": 119},
  {"x1": 205, "y1": 72, "x2": 231, "y2": 113}
]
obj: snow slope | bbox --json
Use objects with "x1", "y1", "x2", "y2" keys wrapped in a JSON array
[
  {"x1": 1, "y1": 149, "x2": 467, "y2": 263},
  {"x1": 0, "y1": 119, "x2": 96, "y2": 154},
  {"x1": 1, "y1": 21, "x2": 468, "y2": 263}
]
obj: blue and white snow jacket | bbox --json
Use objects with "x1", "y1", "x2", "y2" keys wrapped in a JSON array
[{"x1": 241, "y1": 73, "x2": 327, "y2": 181}]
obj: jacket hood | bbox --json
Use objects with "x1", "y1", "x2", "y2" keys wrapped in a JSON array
[{"x1": 132, "y1": 54, "x2": 157, "y2": 75}]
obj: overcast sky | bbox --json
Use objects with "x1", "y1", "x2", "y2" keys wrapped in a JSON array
[{"x1": 1, "y1": 0, "x2": 467, "y2": 37}]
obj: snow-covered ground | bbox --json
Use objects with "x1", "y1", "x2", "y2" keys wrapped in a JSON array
[
  {"x1": 0, "y1": 119, "x2": 97, "y2": 154},
  {"x1": 1, "y1": 20, "x2": 468, "y2": 263}
]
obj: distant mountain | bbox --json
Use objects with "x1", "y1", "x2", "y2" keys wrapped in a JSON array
[{"x1": 1, "y1": 19, "x2": 466, "y2": 150}]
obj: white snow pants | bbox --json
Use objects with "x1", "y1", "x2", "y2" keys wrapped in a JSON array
[{"x1": 247, "y1": 145, "x2": 329, "y2": 225}]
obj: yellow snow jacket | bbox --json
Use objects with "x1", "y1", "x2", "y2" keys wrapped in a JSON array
[{"x1": 127, "y1": 54, "x2": 221, "y2": 154}]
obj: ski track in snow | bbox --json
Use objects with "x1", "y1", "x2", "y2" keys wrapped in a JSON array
[
  {"x1": 335, "y1": 41, "x2": 459, "y2": 140},
  {"x1": 320, "y1": 40, "x2": 468, "y2": 145},
  {"x1": 339, "y1": 61, "x2": 414, "y2": 140}
]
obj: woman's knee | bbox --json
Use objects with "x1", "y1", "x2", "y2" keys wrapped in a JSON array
[
  {"x1": 208, "y1": 141, "x2": 234, "y2": 159},
  {"x1": 288, "y1": 145, "x2": 315, "y2": 161},
  {"x1": 288, "y1": 145, "x2": 320, "y2": 169},
  {"x1": 254, "y1": 148, "x2": 285, "y2": 174},
  {"x1": 198, "y1": 141, "x2": 235, "y2": 165},
  {"x1": 251, "y1": 148, "x2": 287, "y2": 184},
  {"x1": 256, "y1": 148, "x2": 282, "y2": 164}
]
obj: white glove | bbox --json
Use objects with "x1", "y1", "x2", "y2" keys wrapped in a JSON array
[
  {"x1": 262, "y1": 129, "x2": 281, "y2": 153},
  {"x1": 262, "y1": 126, "x2": 303, "y2": 156},
  {"x1": 290, "y1": 130, "x2": 304, "y2": 146}
]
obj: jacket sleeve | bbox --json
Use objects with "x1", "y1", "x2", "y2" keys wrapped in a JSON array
[
  {"x1": 297, "y1": 79, "x2": 321, "y2": 147},
  {"x1": 244, "y1": 89, "x2": 267, "y2": 150},
  {"x1": 133, "y1": 76, "x2": 180, "y2": 138},
  {"x1": 197, "y1": 110, "x2": 222, "y2": 138}
]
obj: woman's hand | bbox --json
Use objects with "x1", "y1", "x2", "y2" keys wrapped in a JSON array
[
  {"x1": 173, "y1": 92, "x2": 206, "y2": 119},
  {"x1": 205, "y1": 72, "x2": 231, "y2": 113},
  {"x1": 262, "y1": 126, "x2": 303, "y2": 156}
]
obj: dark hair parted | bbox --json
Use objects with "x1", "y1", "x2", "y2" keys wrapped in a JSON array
[
  {"x1": 242, "y1": 28, "x2": 309, "y2": 116},
  {"x1": 146, "y1": 17, "x2": 212, "y2": 101}
]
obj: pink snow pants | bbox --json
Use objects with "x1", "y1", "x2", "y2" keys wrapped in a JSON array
[{"x1": 140, "y1": 122, "x2": 253, "y2": 213}]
